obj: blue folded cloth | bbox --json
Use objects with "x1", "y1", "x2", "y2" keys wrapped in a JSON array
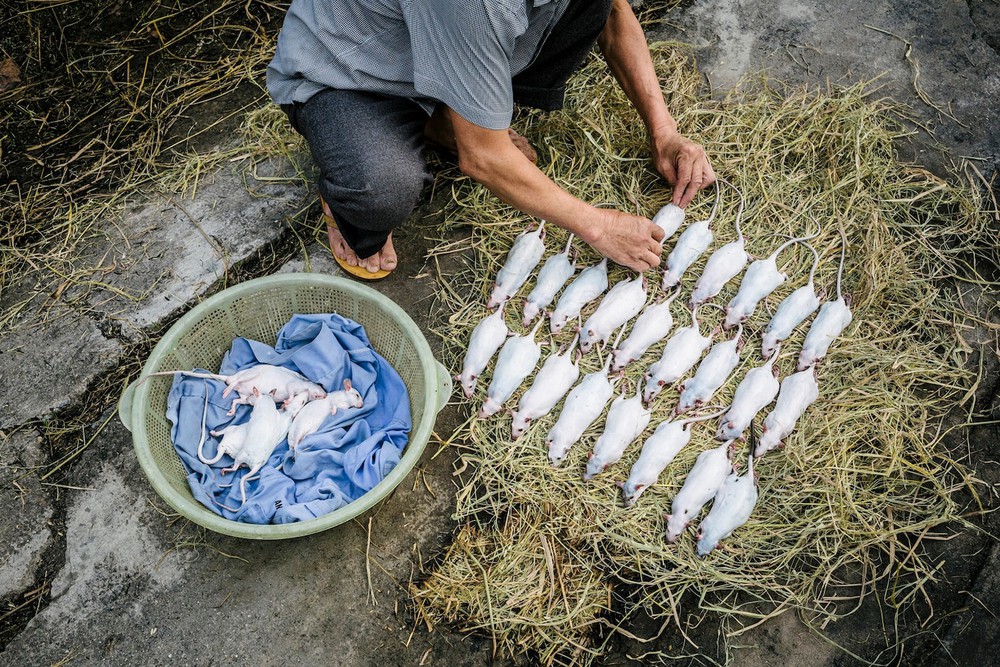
[{"x1": 165, "y1": 313, "x2": 411, "y2": 524}]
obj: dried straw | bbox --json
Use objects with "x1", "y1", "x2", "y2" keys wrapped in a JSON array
[
  {"x1": 413, "y1": 44, "x2": 998, "y2": 664},
  {"x1": 0, "y1": 0, "x2": 294, "y2": 333}
]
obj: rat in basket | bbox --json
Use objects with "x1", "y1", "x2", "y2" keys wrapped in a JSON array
[
  {"x1": 202, "y1": 380, "x2": 364, "y2": 508},
  {"x1": 140, "y1": 364, "x2": 327, "y2": 415},
  {"x1": 214, "y1": 387, "x2": 304, "y2": 510},
  {"x1": 287, "y1": 379, "x2": 364, "y2": 451}
]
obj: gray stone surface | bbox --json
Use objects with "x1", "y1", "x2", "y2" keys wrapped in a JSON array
[
  {"x1": 275, "y1": 242, "x2": 344, "y2": 276},
  {"x1": 0, "y1": 309, "x2": 122, "y2": 428},
  {"x1": 0, "y1": 430, "x2": 54, "y2": 601},
  {"x1": 654, "y1": 0, "x2": 1000, "y2": 181},
  {"x1": 67, "y1": 155, "x2": 310, "y2": 342}
]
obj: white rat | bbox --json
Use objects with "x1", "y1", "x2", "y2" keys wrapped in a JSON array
[
  {"x1": 611, "y1": 286, "x2": 681, "y2": 372},
  {"x1": 652, "y1": 203, "x2": 685, "y2": 241},
  {"x1": 219, "y1": 388, "x2": 303, "y2": 508},
  {"x1": 478, "y1": 318, "x2": 544, "y2": 418},
  {"x1": 661, "y1": 183, "x2": 721, "y2": 288},
  {"x1": 510, "y1": 336, "x2": 581, "y2": 440},
  {"x1": 579, "y1": 275, "x2": 647, "y2": 354},
  {"x1": 754, "y1": 367, "x2": 819, "y2": 457},
  {"x1": 716, "y1": 345, "x2": 781, "y2": 441},
  {"x1": 619, "y1": 406, "x2": 726, "y2": 507},
  {"x1": 664, "y1": 440, "x2": 736, "y2": 543},
  {"x1": 583, "y1": 383, "x2": 651, "y2": 482},
  {"x1": 761, "y1": 242, "x2": 822, "y2": 358},
  {"x1": 487, "y1": 221, "x2": 546, "y2": 309},
  {"x1": 522, "y1": 234, "x2": 576, "y2": 326},
  {"x1": 200, "y1": 388, "x2": 309, "y2": 466},
  {"x1": 797, "y1": 224, "x2": 853, "y2": 370},
  {"x1": 141, "y1": 365, "x2": 327, "y2": 416},
  {"x1": 689, "y1": 179, "x2": 748, "y2": 307},
  {"x1": 723, "y1": 225, "x2": 821, "y2": 329},
  {"x1": 550, "y1": 258, "x2": 609, "y2": 334},
  {"x1": 456, "y1": 304, "x2": 510, "y2": 399},
  {"x1": 287, "y1": 379, "x2": 364, "y2": 450},
  {"x1": 201, "y1": 421, "x2": 249, "y2": 465},
  {"x1": 546, "y1": 346, "x2": 618, "y2": 467},
  {"x1": 695, "y1": 452, "x2": 759, "y2": 557},
  {"x1": 642, "y1": 304, "x2": 714, "y2": 405},
  {"x1": 675, "y1": 323, "x2": 743, "y2": 415}
]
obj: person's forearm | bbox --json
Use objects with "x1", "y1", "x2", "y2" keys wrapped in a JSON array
[
  {"x1": 447, "y1": 108, "x2": 664, "y2": 271},
  {"x1": 597, "y1": 0, "x2": 678, "y2": 138},
  {"x1": 455, "y1": 129, "x2": 605, "y2": 244},
  {"x1": 597, "y1": 0, "x2": 716, "y2": 207}
]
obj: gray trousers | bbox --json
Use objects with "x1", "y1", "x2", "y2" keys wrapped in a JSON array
[{"x1": 282, "y1": 0, "x2": 613, "y2": 259}]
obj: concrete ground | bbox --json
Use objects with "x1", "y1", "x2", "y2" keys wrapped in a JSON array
[{"x1": 1, "y1": 0, "x2": 997, "y2": 665}]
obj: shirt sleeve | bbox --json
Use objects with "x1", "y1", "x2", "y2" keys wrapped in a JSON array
[{"x1": 402, "y1": 0, "x2": 527, "y2": 130}]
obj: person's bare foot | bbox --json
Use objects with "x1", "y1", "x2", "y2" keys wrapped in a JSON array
[
  {"x1": 323, "y1": 200, "x2": 397, "y2": 274},
  {"x1": 505, "y1": 128, "x2": 537, "y2": 163},
  {"x1": 423, "y1": 108, "x2": 537, "y2": 163}
]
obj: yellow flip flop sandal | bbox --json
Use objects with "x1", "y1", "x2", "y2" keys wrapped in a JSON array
[{"x1": 320, "y1": 201, "x2": 393, "y2": 281}]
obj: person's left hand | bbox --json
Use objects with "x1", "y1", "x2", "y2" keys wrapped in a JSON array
[{"x1": 651, "y1": 129, "x2": 716, "y2": 208}]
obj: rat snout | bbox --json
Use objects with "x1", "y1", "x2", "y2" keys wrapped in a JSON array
[
  {"x1": 460, "y1": 375, "x2": 476, "y2": 399},
  {"x1": 545, "y1": 441, "x2": 564, "y2": 466},
  {"x1": 642, "y1": 388, "x2": 655, "y2": 406},
  {"x1": 512, "y1": 414, "x2": 532, "y2": 438}
]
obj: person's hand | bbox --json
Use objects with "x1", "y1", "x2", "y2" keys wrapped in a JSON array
[
  {"x1": 651, "y1": 129, "x2": 716, "y2": 208},
  {"x1": 585, "y1": 208, "x2": 665, "y2": 272}
]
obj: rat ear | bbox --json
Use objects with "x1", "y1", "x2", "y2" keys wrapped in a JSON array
[{"x1": 343, "y1": 379, "x2": 352, "y2": 391}]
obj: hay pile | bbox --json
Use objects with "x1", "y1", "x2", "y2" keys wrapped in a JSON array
[{"x1": 414, "y1": 45, "x2": 998, "y2": 664}]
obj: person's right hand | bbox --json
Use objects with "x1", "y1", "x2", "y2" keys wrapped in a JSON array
[{"x1": 585, "y1": 208, "x2": 665, "y2": 272}]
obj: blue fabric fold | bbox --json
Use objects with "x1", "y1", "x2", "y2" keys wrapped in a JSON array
[{"x1": 165, "y1": 313, "x2": 411, "y2": 524}]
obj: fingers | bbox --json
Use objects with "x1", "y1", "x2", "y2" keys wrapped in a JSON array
[
  {"x1": 659, "y1": 156, "x2": 678, "y2": 187},
  {"x1": 625, "y1": 249, "x2": 662, "y2": 273},
  {"x1": 586, "y1": 209, "x2": 667, "y2": 272},
  {"x1": 674, "y1": 149, "x2": 715, "y2": 207},
  {"x1": 641, "y1": 247, "x2": 662, "y2": 271},
  {"x1": 627, "y1": 223, "x2": 664, "y2": 272},
  {"x1": 675, "y1": 155, "x2": 718, "y2": 207},
  {"x1": 650, "y1": 222, "x2": 666, "y2": 244},
  {"x1": 659, "y1": 135, "x2": 716, "y2": 207},
  {"x1": 672, "y1": 154, "x2": 693, "y2": 207},
  {"x1": 703, "y1": 161, "x2": 718, "y2": 187}
]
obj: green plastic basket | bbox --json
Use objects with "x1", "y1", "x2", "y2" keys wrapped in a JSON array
[{"x1": 118, "y1": 273, "x2": 452, "y2": 540}]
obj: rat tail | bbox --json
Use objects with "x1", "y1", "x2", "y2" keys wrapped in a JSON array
[
  {"x1": 835, "y1": 218, "x2": 848, "y2": 300},
  {"x1": 715, "y1": 177, "x2": 745, "y2": 240},
  {"x1": 772, "y1": 217, "x2": 822, "y2": 258}
]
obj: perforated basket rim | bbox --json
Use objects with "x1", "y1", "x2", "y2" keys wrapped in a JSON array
[{"x1": 126, "y1": 273, "x2": 446, "y2": 540}]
